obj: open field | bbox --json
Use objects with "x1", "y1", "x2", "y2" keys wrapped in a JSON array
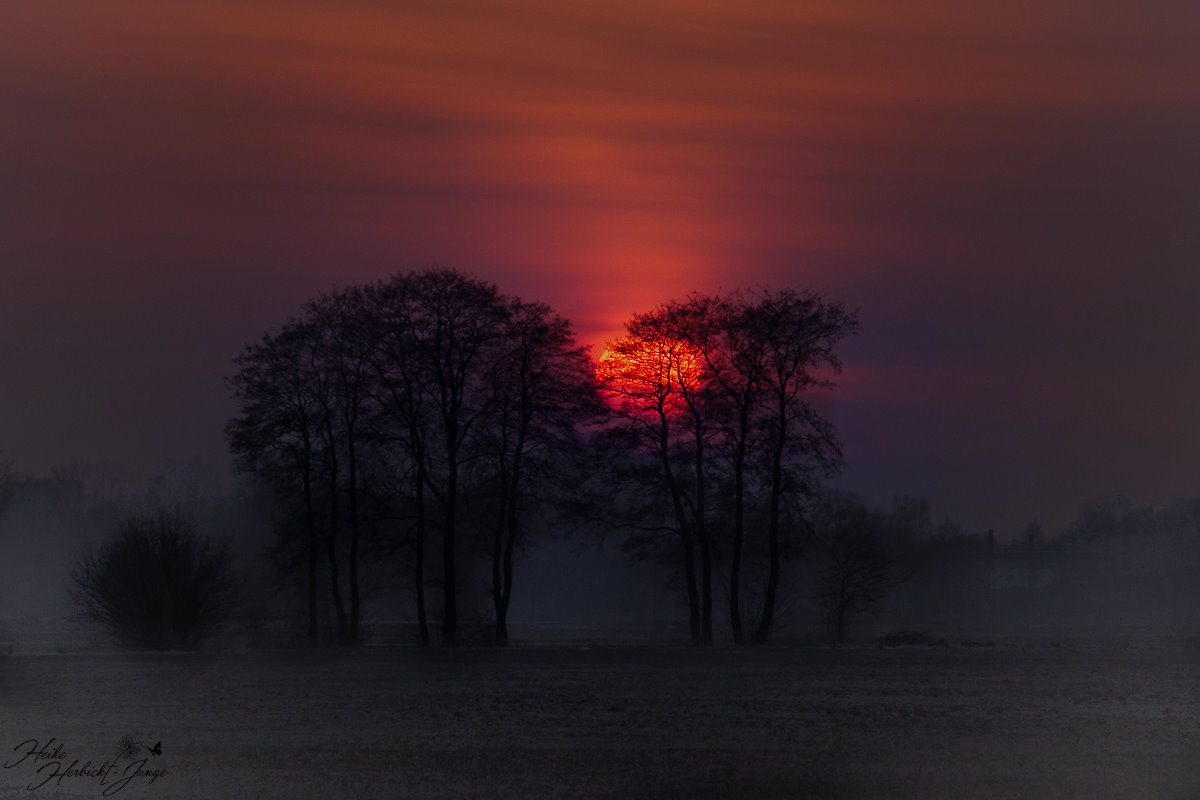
[{"x1": 1, "y1": 639, "x2": 1197, "y2": 799}]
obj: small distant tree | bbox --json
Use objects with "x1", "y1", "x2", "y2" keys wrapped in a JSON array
[
  {"x1": 814, "y1": 493, "x2": 899, "y2": 644},
  {"x1": 69, "y1": 509, "x2": 238, "y2": 650}
]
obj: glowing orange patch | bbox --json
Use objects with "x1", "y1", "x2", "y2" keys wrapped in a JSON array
[{"x1": 596, "y1": 333, "x2": 702, "y2": 417}]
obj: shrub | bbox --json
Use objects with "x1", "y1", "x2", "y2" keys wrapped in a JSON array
[{"x1": 69, "y1": 509, "x2": 238, "y2": 650}]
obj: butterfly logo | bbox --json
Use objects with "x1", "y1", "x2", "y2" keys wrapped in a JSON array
[{"x1": 147, "y1": 741, "x2": 162, "y2": 757}]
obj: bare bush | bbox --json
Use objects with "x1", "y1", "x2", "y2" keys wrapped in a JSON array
[{"x1": 69, "y1": 509, "x2": 238, "y2": 650}]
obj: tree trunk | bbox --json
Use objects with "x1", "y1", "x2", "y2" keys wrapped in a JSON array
[
  {"x1": 302, "y1": 456, "x2": 318, "y2": 645},
  {"x1": 658, "y1": 421, "x2": 701, "y2": 643},
  {"x1": 492, "y1": 458, "x2": 511, "y2": 647},
  {"x1": 752, "y1": 415, "x2": 786, "y2": 645},
  {"x1": 694, "y1": 429, "x2": 712, "y2": 645},
  {"x1": 442, "y1": 425, "x2": 459, "y2": 647},
  {"x1": 326, "y1": 461, "x2": 349, "y2": 644},
  {"x1": 729, "y1": 426, "x2": 748, "y2": 645},
  {"x1": 414, "y1": 457, "x2": 430, "y2": 646},
  {"x1": 499, "y1": 514, "x2": 515, "y2": 646},
  {"x1": 497, "y1": 442, "x2": 523, "y2": 647},
  {"x1": 347, "y1": 432, "x2": 360, "y2": 646},
  {"x1": 443, "y1": 488, "x2": 457, "y2": 646}
]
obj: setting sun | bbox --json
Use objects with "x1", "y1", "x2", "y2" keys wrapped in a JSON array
[{"x1": 595, "y1": 332, "x2": 703, "y2": 418}]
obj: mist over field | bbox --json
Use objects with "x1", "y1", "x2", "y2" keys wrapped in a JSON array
[
  {"x1": 2, "y1": 439, "x2": 1199, "y2": 800},
  {"x1": 2, "y1": 460, "x2": 1197, "y2": 648}
]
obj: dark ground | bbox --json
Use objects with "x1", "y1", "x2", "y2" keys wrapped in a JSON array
[{"x1": 1, "y1": 638, "x2": 1197, "y2": 799}]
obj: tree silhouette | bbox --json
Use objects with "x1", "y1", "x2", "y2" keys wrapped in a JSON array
[
  {"x1": 70, "y1": 509, "x2": 237, "y2": 650},
  {"x1": 747, "y1": 288, "x2": 857, "y2": 644},
  {"x1": 597, "y1": 324, "x2": 710, "y2": 643},
  {"x1": 304, "y1": 287, "x2": 377, "y2": 645},
  {"x1": 230, "y1": 267, "x2": 595, "y2": 646},
  {"x1": 230, "y1": 273, "x2": 855, "y2": 646},
  {"x1": 361, "y1": 275, "x2": 439, "y2": 645},
  {"x1": 599, "y1": 288, "x2": 857, "y2": 644},
  {"x1": 229, "y1": 294, "x2": 380, "y2": 646},
  {"x1": 482, "y1": 298, "x2": 597, "y2": 645},
  {"x1": 227, "y1": 320, "x2": 326, "y2": 643},
  {"x1": 812, "y1": 493, "x2": 898, "y2": 644},
  {"x1": 399, "y1": 268, "x2": 507, "y2": 646},
  {"x1": 672, "y1": 293, "x2": 766, "y2": 645}
]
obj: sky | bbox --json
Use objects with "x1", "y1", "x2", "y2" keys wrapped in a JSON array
[{"x1": 2, "y1": 0, "x2": 1197, "y2": 537}]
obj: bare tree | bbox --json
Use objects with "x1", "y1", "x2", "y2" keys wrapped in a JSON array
[
  {"x1": 597, "y1": 324, "x2": 708, "y2": 643},
  {"x1": 227, "y1": 320, "x2": 326, "y2": 643},
  {"x1": 598, "y1": 288, "x2": 857, "y2": 645},
  {"x1": 483, "y1": 298, "x2": 596, "y2": 645},
  {"x1": 620, "y1": 302, "x2": 728, "y2": 643},
  {"x1": 70, "y1": 508, "x2": 237, "y2": 650},
  {"x1": 813, "y1": 493, "x2": 898, "y2": 644},
  {"x1": 228, "y1": 296, "x2": 379, "y2": 647},
  {"x1": 673, "y1": 293, "x2": 767, "y2": 644},
  {"x1": 363, "y1": 275, "x2": 438, "y2": 645},
  {"x1": 400, "y1": 268, "x2": 507, "y2": 646},
  {"x1": 304, "y1": 287, "x2": 377, "y2": 645},
  {"x1": 232, "y1": 267, "x2": 593, "y2": 647},
  {"x1": 747, "y1": 289, "x2": 858, "y2": 644}
]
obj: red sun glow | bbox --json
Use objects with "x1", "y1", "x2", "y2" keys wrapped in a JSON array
[{"x1": 595, "y1": 333, "x2": 703, "y2": 417}]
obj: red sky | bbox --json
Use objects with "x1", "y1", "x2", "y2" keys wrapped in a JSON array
[{"x1": 2, "y1": 0, "x2": 1198, "y2": 535}]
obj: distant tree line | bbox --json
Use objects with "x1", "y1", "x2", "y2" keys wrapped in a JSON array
[
  {"x1": 808, "y1": 494, "x2": 1200, "y2": 640},
  {"x1": 1020, "y1": 497, "x2": 1200, "y2": 631},
  {"x1": 225, "y1": 268, "x2": 860, "y2": 647}
]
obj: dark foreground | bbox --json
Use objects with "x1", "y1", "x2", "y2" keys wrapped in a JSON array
[{"x1": 1, "y1": 639, "x2": 1197, "y2": 799}]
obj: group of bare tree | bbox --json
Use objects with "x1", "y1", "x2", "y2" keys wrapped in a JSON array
[
  {"x1": 227, "y1": 269, "x2": 860, "y2": 647},
  {"x1": 595, "y1": 290, "x2": 859, "y2": 644},
  {"x1": 226, "y1": 268, "x2": 595, "y2": 646}
]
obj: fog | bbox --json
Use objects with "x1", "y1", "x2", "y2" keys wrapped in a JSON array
[
  {"x1": 1, "y1": 463, "x2": 1196, "y2": 651},
  {"x1": 1, "y1": 462, "x2": 1197, "y2": 797}
]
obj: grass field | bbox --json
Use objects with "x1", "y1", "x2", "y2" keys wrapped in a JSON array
[{"x1": 1, "y1": 638, "x2": 1197, "y2": 799}]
